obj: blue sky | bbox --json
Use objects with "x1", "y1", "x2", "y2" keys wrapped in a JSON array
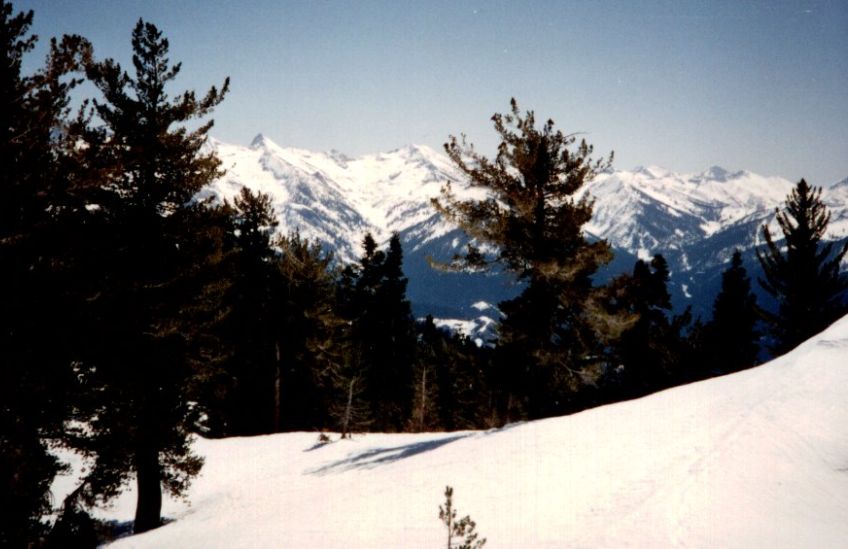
[{"x1": 17, "y1": 0, "x2": 848, "y2": 184}]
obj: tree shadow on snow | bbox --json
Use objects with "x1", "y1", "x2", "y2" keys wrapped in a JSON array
[{"x1": 306, "y1": 434, "x2": 471, "y2": 476}]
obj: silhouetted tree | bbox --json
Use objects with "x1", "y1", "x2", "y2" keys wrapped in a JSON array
[
  {"x1": 0, "y1": 2, "x2": 90, "y2": 545},
  {"x1": 757, "y1": 179, "x2": 848, "y2": 354},
  {"x1": 216, "y1": 188, "x2": 279, "y2": 435},
  {"x1": 275, "y1": 232, "x2": 341, "y2": 431},
  {"x1": 417, "y1": 316, "x2": 491, "y2": 431},
  {"x1": 701, "y1": 250, "x2": 760, "y2": 374},
  {"x1": 70, "y1": 19, "x2": 229, "y2": 534},
  {"x1": 432, "y1": 99, "x2": 619, "y2": 421},
  {"x1": 340, "y1": 233, "x2": 416, "y2": 431},
  {"x1": 609, "y1": 255, "x2": 692, "y2": 396}
]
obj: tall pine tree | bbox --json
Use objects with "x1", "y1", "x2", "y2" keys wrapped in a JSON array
[
  {"x1": 70, "y1": 20, "x2": 229, "y2": 533},
  {"x1": 0, "y1": 2, "x2": 90, "y2": 544},
  {"x1": 432, "y1": 99, "x2": 617, "y2": 421},
  {"x1": 702, "y1": 249, "x2": 759, "y2": 374},
  {"x1": 275, "y1": 231, "x2": 341, "y2": 432},
  {"x1": 757, "y1": 179, "x2": 848, "y2": 354},
  {"x1": 340, "y1": 233, "x2": 416, "y2": 431},
  {"x1": 217, "y1": 188, "x2": 279, "y2": 435},
  {"x1": 609, "y1": 255, "x2": 692, "y2": 396}
]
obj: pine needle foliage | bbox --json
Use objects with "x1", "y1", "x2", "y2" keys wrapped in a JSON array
[
  {"x1": 756, "y1": 179, "x2": 848, "y2": 354},
  {"x1": 702, "y1": 249, "x2": 759, "y2": 373},
  {"x1": 69, "y1": 19, "x2": 229, "y2": 534},
  {"x1": 0, "y1": 1, "x2": 90, "y2": 544},
  {"x1": 438, "y1": 485, "x2": 486, "y2": 549},
  {"x1": 433, "y1": 98, "x2": 613, "y2": 281},
  {"x1": 432, "y1": 99, "x2": 618, "y2": 420}
]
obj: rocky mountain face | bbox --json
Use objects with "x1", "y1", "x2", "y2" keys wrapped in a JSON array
[{"x1": 204, "y1": 135, "x2": 848, "y2": 336}]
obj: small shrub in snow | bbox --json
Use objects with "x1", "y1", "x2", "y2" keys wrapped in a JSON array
[{"x1": 438, "y1": 485, "x2": 486, "y2": 549}]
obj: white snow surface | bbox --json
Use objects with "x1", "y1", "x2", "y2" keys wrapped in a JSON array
[{"x1": 54, "y1": 315, "x2": 848, "y2": 548}]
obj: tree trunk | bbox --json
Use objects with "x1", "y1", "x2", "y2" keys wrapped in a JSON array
[
  {"x1": 274, "y1": 341, "x2": 282, "y2": 432},
  {"x1": 342, "y1": 377, "x2": 355, "y2": 439},
  {"x1": 418, "y1": 367, "x2": 427, "y2": 432},
  {"x1": 133, "y1": 443, "x2": 162, "y2": 534}
]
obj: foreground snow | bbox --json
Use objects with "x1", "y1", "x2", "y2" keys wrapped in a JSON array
[{"x1": 58, "y1": 316, "x2": 848, "y2": 547}]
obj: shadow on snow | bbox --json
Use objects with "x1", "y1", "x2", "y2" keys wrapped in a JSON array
[{"x1": 306, "y1": 434, "x2": 471, "y2": 476}]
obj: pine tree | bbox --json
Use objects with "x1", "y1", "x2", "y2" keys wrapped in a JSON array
[
  {"x1": 341, "y1": 233, "x2": 417, "y2": 431},
  {"x1": 610, "y1": 254, "x2": 692, "y2": 396},
  {"x1": 217, "y1": 188, "x2": 279, "y2": 435},
  {"x1": 416, "y1": 316, "x2": 492, "y2": 431},
  {"x1": 0, "y1": 2, "x2": 90, "y2": 544},
  {"x1": 275, "y1": 231, "x2": 341, "y2": 431},
  {"x1": 70, "y1": 20, "x2": 229, "y2": 533},
  {"x1": 432, "y1": 99, "x2": 617, "y2": 421},
  {"x1": 757, "y1": 179, "x2": 848, "y2": 354},
  {"x1": 702, "y1": 249, "x2": 759, "y2": 373},
  {"x1": 438, "y1": 486, "x2": 486, "y2": 549}
]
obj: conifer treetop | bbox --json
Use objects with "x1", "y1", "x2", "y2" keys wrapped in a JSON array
[{"x1": 433, "y1": 98, "x2": 613, "y2": 283}]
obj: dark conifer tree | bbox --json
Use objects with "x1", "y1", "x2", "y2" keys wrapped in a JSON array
[
  {"x1": 610, "y1": 254, "x2": 691, "y2": 396},
  {"x1": 757, "y1": 179, "x2": 848, "y2": 354},
  {"x1": 0, "y1": 2, "x2": 90, "y2": 545},
  {"x1": 701, "y1": 250, "x2": 759, "y2": 374},
  {"x1": 70, "y1": 20, "x2": 229, "y2": 533},
  {"x1": 417, "y1": 316, "x2": 491, "y2": 431},
  {"x1": 217, "y1": 188, "x2": 279, "y2": 435},
  {"x1": 342, "y1": 233, "x2": 416, "y2": 431},
  {"x1": 432, "y1": 99, "x2": 618, "y2": 421},
  {"x1": 274, "y1": 231, "x2": 341, "y2": 431}
]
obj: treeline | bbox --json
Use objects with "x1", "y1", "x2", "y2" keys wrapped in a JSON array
[{"x1": 2, "y1": 2, "x2": 847, "y2": 546}]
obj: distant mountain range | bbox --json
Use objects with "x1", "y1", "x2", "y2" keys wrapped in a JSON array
[{"x1": 203, "y1": 135, "x2": 848, "y2": 339}]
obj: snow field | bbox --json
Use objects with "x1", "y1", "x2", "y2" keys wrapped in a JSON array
[{"x1": 52, "y1": 315, "x2": 848, "y2": 547}]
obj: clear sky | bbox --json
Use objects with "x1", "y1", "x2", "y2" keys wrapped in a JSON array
[{"x1": 16, "y1": 0, "x2": 848, "y2": 184}]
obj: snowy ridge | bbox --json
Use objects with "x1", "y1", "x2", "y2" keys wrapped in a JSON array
[
  {"x1": 57, "y1": 314, "x2": 848, "y2": 547},
  {"x1": 207, "y1": 135, "x2": 848, "y2": 265},
  {"x1": 202, "y1": 136, "x2": 848, "y2": 321},
  {"x1": 205, "y1": 136, "x2": 477, "y2": 262}
]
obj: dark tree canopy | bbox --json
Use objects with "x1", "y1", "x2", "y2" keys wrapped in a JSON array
[
  {"x1": 607, "y1": 254, "x2": 692, "y2": 397},
  {"x1": 433, "y1": 99, "x2": 619, "y2": 421},
  {"x1": 703, "y1": 249, "x2": 760, "y2": 373},
  {"x1": 70, "y1": 19, "x2": 229, "y2": 534},
  {"x1": 433, "y1": 98, "x2": 613, "y2": 283},
  {"x1": 0, "y1": 2, "x2": 90, "y2": 545},
  {"x1": 214, "y1": 188, "x2": 280, "y2": 436},
  {"x1": 339, "y1": 233, "x2": 417, "y2": 431},
  {"x1": 757, "y1": 179, "x2": 848, "y2": 354}
]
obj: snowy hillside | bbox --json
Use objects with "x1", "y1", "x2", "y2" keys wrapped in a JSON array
[{"x1": 56, "y1": 315, "x2": 848, "y2": 547}]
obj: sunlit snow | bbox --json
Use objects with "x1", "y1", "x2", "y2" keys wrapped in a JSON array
[{"x1": 53, "y1": 315, "x2": 848, "y2": 548}]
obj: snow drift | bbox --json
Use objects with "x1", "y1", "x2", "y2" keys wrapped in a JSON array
[{"x1": 58, "y1": 315, "x2": 848, "y2": 547}]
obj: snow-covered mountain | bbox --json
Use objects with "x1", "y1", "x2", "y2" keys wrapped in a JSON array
[
  {"x1": 55, "y1": 313, "x2": 848, "y2": 547},
  {"x1": 205, "y1": 135, "x2": 483, "y2": 263},
  {"x1": 203, "y1": 135, "x2": 848, "y2": 324}
]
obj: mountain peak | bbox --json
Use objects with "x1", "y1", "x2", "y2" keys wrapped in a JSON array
[
  {"x1": 833, "y1": 176, "x2": 848, "y2": 189},
  {"x1": 387, "y1": 144, "x2": 425, "y2": 157},
  {"x1": 250, "y1": 133, "x2": 278, "y2": 150},
  {"x1": 699, "y1": 165, "x2": 733, "y2": 181},
  {"x1": 631, "y1": 165, "x2": 669, "y2": 179}
]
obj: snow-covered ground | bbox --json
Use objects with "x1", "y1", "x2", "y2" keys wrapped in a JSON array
[{"x1": 55, "y1": 315, "x2": 848, "y2": 547}]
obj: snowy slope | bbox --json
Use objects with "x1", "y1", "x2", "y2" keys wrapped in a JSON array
[{"x1": 56, "y1": 314, "x2": 848, "y2": 548}]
